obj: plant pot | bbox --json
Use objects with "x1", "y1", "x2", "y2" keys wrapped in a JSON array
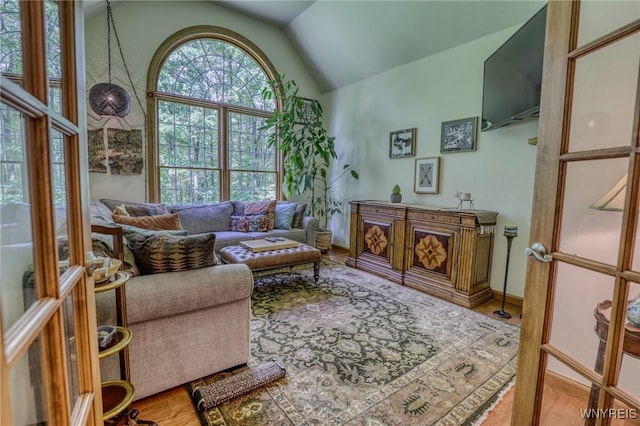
[
  {"x1": 390, "y1": 193, "x2": 402, "y2": 203},
  {"x1": 315, "y1": 230, "x2": 332, "y2": 253}
]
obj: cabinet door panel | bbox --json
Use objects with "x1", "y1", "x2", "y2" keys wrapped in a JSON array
[
  {"x1": 409, "y1": 226, "x2": 456, "y2": 283},
  {"x1": 362, "y1": 219, "x2": 392, "y2": 260}
]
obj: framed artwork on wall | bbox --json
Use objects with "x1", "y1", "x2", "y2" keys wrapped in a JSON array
[
  {"x1": 414, "y1": 157, "x2": 440, "y2": 194},
  {"x1": 389, "y1": 128, "x2": 416, "y2": 158},
  {"x1": 441, "y1": 116, "x2": 478, "y2": 153},
  {"x1": 295, "y1": 97, "x2": 318, "y2": 124}
]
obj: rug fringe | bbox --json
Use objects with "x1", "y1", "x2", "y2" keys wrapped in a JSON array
[{"x1": 471, "y1": 377, "x2": 516, "y2": 425}]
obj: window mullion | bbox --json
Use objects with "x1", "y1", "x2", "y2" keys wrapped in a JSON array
[{"x1": 220, "y1": 106, "x2": 229, "y2": 200}]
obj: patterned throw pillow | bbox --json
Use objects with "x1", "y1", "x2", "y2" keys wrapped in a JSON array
[
  {"x1": 112, "y1": 204, "x2": 130, "y2": 217},
  {"x1": 113, "y1": 213, "x2": 183, "y2": 231},
  {"x1": 126, "y1": 232, "x2": 217, "y2": 275},
  {"x1": 244, "y1": 200, "x2": 277, "y2": 230},
  {"x1": 291, "y1": 203, "x2": 307, "y2": 229},
  {"x1": 230, "y1": 214, "x2": 268, "y2": 232}
]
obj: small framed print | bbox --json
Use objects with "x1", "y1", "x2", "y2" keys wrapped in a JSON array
[
  {"x1": 441, "y1": 116, "x2": 478, "y2": 153},
  {"x1": 295, "y1": 97, "x2": 318, "y2": 124},
  {"x1": 414, "y1": 157, "x2": 440, "y2": 194},
  {"x1": 389, "y1": 128, "x2": 416, "y2": 158}
]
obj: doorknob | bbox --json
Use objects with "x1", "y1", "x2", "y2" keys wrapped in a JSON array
[{"x1": 525, "y1": 242, "x2": 552, "y2": 263}]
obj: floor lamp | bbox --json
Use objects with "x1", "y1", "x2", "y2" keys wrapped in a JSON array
[{"x1": 494, "y1": 225, "x2": 517, "y2": 319}]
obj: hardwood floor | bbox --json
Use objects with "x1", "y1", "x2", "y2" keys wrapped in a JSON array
[{"x1": 128, "y1": 247, "x2": 548, "y2": 425}]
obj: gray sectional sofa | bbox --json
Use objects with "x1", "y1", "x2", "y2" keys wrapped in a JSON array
[
  {"x1": 95, "y1": 198, "x2": 319, "y2": 251},
  {"x1": 90, "y1": 198, "x2": 318, "y2": 400}
]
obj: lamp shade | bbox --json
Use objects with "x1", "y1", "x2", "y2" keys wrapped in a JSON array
[{"x1": 89, "y1": 82, "x2": 131, "y2": 117}]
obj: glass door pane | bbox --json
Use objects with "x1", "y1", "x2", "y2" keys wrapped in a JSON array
[
  {"x1": 577, "y1": 2, "x2": 640, "y2": 47},
  {"x1": 0, "y1": 0, "x2": 22, "y2": 77},
  {"x1": 45, "y1": 0, "x2": 61, "y2": 112},
  {"x1": 10, "y1": 336, "x2": 48, "y2": 425},
  {"x1": 1, "y1": 104, "x2": 36, "y2": 334},
  {"x1": 568, "y1": 33, "x2": 640, "y2": 153}
]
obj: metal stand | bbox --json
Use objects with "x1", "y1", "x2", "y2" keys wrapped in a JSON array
[{"x1": 494, "y1": 233, "x2": 516, "y2": 319}]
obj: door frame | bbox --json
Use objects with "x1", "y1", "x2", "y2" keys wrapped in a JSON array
[
  {"x1": 513, "y1": 1, "x2": 640, "y2": 423},
  {"x1": 1, "y1": 1, "x2": 101, "y2": 425}
]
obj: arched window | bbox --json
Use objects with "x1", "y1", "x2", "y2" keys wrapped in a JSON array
[{"x1": 147, "y1": 26, "x2": 279, "y2": 204}]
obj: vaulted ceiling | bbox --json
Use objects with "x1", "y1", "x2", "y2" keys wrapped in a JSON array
[{"x1": 84, "y1": 0, "x2": 546, "y2": 93}]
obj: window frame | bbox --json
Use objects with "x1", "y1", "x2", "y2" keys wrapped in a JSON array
[{"x1": 146, "y1": 25, "x2": 281, "y2": 203}]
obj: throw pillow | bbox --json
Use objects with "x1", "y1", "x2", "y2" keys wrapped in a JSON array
[
  {"x1": 112, "y1": 204, "x2": 130, "y2": 217},
  {"x1": 126, "y1": 232, "x2": 217, "y2": 275},
  {"x1": 100, "y1": 198, "x2": 169, "y2": 217},
  {"x1": 230, "y1": 214, "x2": 269, "y2": 232},
  {"x1": 91, "y1": 232, "x2": 140, "y2": 276},
  {"x1": 274, "y1": 202, "x2": 297, "y2": 230},
  {"x1": 113, "y1": 213, "x2": 183, "y2": 231},
  {"x1": 292, "y1": 203, "x2": 307, "y2": 229},
  {"x1": 244, "y1": 200, "x2": 277, "y2": 230},
  {"x1": 90, "y1": 199, "x2": 114, "y2": 222}
]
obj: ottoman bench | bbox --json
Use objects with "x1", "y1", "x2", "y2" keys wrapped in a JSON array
[{"x1": 219, "y1": 242, "x2": 322, "y2": 283}]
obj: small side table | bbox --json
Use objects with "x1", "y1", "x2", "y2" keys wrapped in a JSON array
[
  {"x1": 95, "y1": 271, "x2": 134, "y2": 421},
  {"x1": 587, "y1": 300, "x2": 640, "y2": 424}
]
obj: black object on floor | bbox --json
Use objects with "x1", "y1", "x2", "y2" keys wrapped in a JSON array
[{"x1": 191, "y1": 360, "x2": 286, "y2": 411}]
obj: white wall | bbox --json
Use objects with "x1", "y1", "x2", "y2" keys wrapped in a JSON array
[
  {"x1": 322, "y1": 26, "x2": 538, "y2": 299},
  {"x1": 84, "y1": 0, "x2": 320, "y2": 202}
]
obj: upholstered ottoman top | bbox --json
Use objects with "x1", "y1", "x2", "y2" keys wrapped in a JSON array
[{"x1": 219, "y1": 242, "x2": 321, "y2": 282}]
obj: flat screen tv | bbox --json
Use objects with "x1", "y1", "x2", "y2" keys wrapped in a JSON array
[{"x1": 481, "y1": 5, "x2": 547, "y2": 132}]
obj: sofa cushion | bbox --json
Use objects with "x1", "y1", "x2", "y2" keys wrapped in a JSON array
[
  {"x1": 100, "y1": 199, "x2": 169, "y2": 217},
  {"x1": 274, "y1": 202, "x2": 297, "y2": 230},
  {"x1": 244, "y1": 200, "x2": 277, "y2": 230},
  {"x1": 230, "y1": 214, "x2": 268, "y2": 232},
  {"x1": 113, "y1": 213, "x2": 183, "y2": 231},
  {"x1": 90, "y1": 199, "x2": 114, "y2": 223},
  {"x1": 126, "y1": 232, "x2": 217, "y2": 275},
  {"x1": 170, "y1": 202, "x2": 233, "y2": 234}
]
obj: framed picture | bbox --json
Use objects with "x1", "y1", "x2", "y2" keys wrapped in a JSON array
[
  {"x1": 389, "y1": 128, "x2": 416, "y2": 158},
  {"x1": 414, "y1": 157, "x2": 440, "y2": 194},
  {"x1": 440, "y1": 116, "x2": 478, "y2": 153},
  {"x1": 295, "y1": 97, "x2": 318, "y2": 124}
]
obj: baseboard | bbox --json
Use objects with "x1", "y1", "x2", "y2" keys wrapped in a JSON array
[
  {"x1": 492, "y1": 290, "x2": 523, "y2": 307},
  {"x1": 545, "y1": 370, "x2": 640, "y2": 422},
  {"x1": 544, "y1": 370, "x2": 590, "y2": 402}
]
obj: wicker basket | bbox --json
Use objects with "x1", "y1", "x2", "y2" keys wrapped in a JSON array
[{"x1": 315, "y1": 230, "x2": 332, "y2": 252}]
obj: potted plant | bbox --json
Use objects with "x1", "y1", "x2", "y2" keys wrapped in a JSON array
[
  {"x1": 261, "y1": 75, "x2": 358, "y2": 251},
  {"x1": 391, "y1": 184, "x2": 402, "y2": 203}
]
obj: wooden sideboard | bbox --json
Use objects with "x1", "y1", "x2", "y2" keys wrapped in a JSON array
[{"x1": 346, "y1": 200, "x2": 498, "y2": 308}]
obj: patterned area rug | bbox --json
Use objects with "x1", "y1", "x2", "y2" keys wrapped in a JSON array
[{"x1": 186, "y1": 261, "x2": 519, "y2": 425}]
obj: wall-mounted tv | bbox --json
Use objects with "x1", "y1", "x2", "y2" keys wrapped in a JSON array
[{"x1": 481, "y1": 5, "x2": 547, "y2": 132}]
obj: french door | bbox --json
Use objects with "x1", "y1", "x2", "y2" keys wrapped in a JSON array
[
  {"x1": 1, "y1": 1, "x2": 101, "y2": 425},
  {"x1": 513, "y1": 1, "x2": 640, "y2": 424}
]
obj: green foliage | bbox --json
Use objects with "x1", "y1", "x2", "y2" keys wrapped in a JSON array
[
  {"x1": 261, "y1": 75, "x2": 358, "y2": 229},
  {"x1": 392, "y1": 184, "x2": 401, "y2": 194}
]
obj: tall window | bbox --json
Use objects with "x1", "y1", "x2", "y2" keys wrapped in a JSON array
[{"x1": 148, "y1": 27, "x2": 279, "y2": 204}]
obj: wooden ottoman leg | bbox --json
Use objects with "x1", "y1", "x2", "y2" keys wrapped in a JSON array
[{"x1": 313, "y1": 260, "x2": 320, "y2": 283}]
